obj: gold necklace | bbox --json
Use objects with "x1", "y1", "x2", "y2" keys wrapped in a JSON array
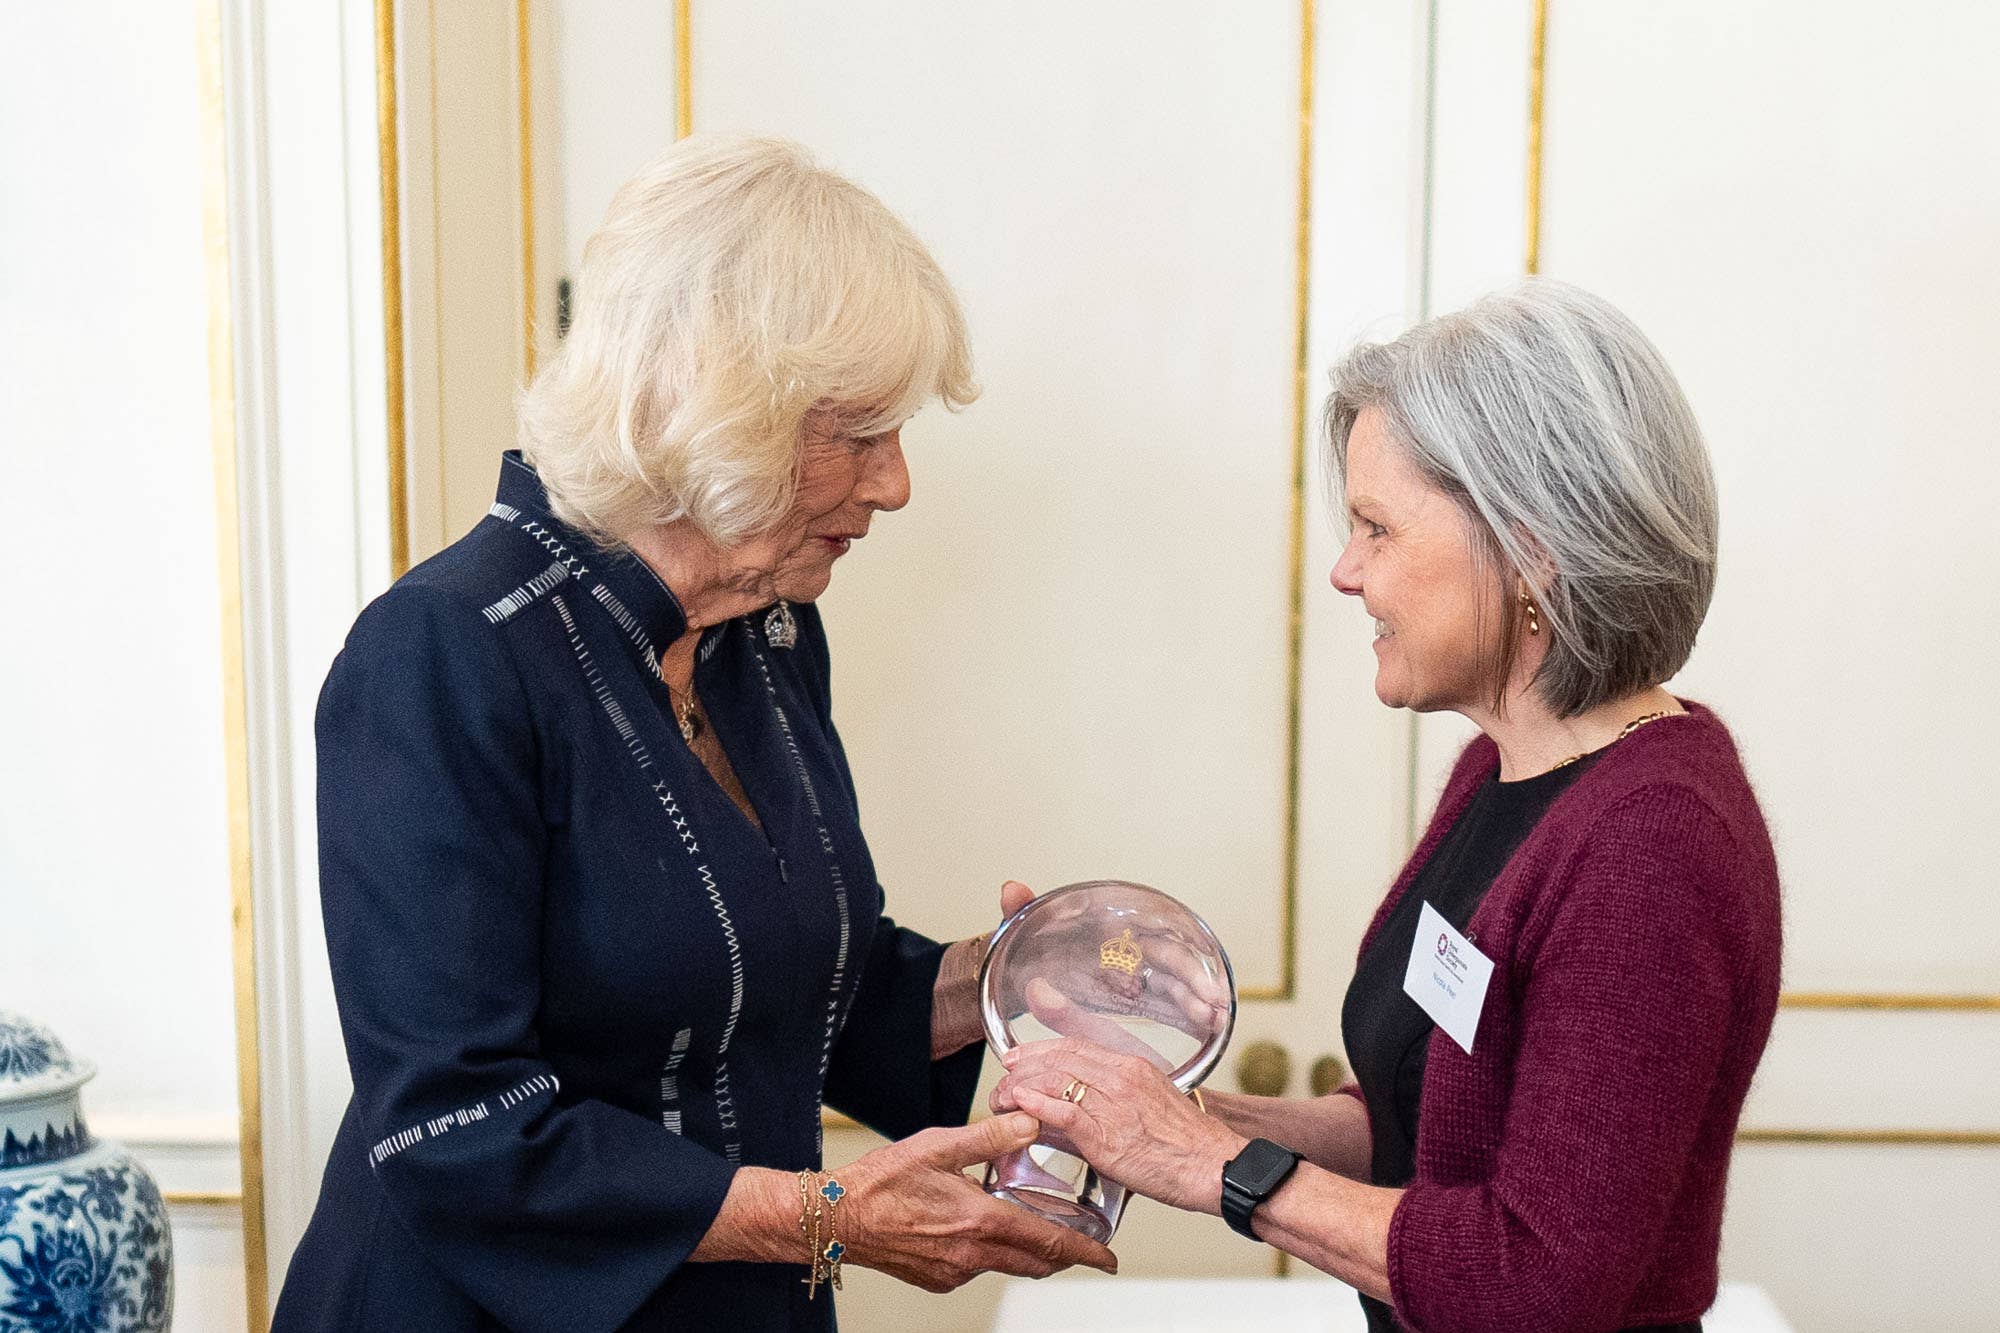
[
  {"x1": 1547, "y1": 708, "x2": 1677, "y2": 772},
  {"x1": 667, "y1": 679, "x2": 702, "y2": 743}
]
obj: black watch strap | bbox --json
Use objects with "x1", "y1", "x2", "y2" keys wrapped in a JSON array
[{"x1": 1220, "y1": 1138, "x2": 1303, "y2": 1241}]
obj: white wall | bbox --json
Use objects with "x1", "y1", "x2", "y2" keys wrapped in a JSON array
[
  {"x1": 0, "y1": 0, "x2": 236, "y2": 1131},
  {"x1": 0, "y1": 5, "x2": 246, "y2": 1329}
]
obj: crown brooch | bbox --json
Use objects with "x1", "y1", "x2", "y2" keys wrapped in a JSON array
[{"x1": 1099, "y1": 928, "x2": 1143, "y2": 976}]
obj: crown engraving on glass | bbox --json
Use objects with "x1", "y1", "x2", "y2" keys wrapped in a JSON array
[{"x1": 1098, "y1": 927, "x2": 1142, "y2": 976}]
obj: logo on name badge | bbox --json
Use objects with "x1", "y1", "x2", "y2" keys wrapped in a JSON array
[{"x1": 1404, "y1": 900, "x2": 1495, "y2": 1056}]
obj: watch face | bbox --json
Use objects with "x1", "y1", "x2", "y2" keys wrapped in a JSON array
[{"x1": 1230, "y1": 1138, "x2": 1300, "y2": 1193}]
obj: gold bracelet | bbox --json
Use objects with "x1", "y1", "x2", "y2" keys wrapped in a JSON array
[
  {"x1": 797, "y1": 1170, "x2": 849, "y2": 1298},
  {"x1": 797, "y1": 1170, "x2": 822, "y2": 1295},
  {"x1": 1189, "y1": 1087, "x2": 1207, "y2": 1114}
]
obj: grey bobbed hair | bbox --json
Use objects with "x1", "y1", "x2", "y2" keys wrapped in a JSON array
[{"x1": 1326, "y1": 278, "x2": 1719, "y2": 718}]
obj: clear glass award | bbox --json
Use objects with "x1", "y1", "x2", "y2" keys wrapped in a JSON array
[{"x1": 978, "y1": 879, "x2": 1236, "y2": 1243}]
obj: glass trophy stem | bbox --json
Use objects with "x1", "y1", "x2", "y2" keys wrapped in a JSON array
[{"x1": 982, "y1": 1133, "x2": 1128, "y2": 1245}]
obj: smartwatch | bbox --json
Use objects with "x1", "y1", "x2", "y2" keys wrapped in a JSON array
[{"x1": 1220, "y1": 1137, "x2": 1303, "y2": 1240}]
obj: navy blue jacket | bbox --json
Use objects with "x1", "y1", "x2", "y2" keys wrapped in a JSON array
[{"x1": 273, "y1": 455, "x2": 982, "y2": 1331}]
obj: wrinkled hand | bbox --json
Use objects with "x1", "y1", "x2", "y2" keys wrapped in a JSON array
[
  {"x1": 837, "y1": 1112, "x2": 1119, "y2": 1292},
  {"x1": 992, "y1": 1039, "x2": 1247, "y2": 1216}
]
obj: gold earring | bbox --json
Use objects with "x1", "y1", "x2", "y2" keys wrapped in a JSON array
[{"x1": 1520, "y1": 591, "x2": 1540, "y2": 636}]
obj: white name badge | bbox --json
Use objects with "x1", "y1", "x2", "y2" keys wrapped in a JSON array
[{"x1": 1402, "y1": 900, "x2": 1494, "y2": 1054}]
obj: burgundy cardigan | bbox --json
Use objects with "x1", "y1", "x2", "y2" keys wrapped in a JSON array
[{"x1": 1350, "y1": 702, "x2": 1781, "y2": 1333}]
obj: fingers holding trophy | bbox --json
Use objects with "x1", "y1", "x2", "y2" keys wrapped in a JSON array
[{"x1": 976, "y1": 880, "x2": 1236, "y2": 1242}]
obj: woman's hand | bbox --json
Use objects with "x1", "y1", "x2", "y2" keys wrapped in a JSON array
[
  {"x1": 838, "y1": 1112, "x2": 1118, "y2": 1291},
  {"x1": 992, "y1": 1038, "x2": 1248, "y2": 1215},
  {"x1": 931, "y1": 881, "x2": 1036, "y2": 1059}
]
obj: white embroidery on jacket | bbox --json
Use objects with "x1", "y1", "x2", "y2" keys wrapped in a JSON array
[
  {"x1": 659, "y1": 1027, "x2": 693, "y2": 1135},
  {"x1": 482, "y1": 559, "x2": 570, "y2": 624},
  {"x1": 367, "y1": 1074, "x2": 559, "y2": 1168},
  {"x1": 747, "y1": 632, "x2": 852, "y2": 1133},
  {"x1": 590, "y1": 581, "x2": 661, "y2": 672},
  {"x1": 552, "y1": 591, "x2": 743, "y2": 1166}
]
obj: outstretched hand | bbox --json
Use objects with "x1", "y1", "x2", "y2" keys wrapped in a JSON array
[
  {"x1": 837, "y1": 1112, "x2": 1119, "y2": 1292},
  {"x1": 992, "y1": 1038, "x2": 1247, "y2": 1216}
]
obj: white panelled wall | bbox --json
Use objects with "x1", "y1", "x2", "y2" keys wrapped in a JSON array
[
  {"x1": 5, "y1": 3, "x2": 1995, "y2": 1331},
  {"x1": 1, "y1": 4, "x2": 247, "y2": 1328},
  {"x1": 2, "y1": 0, "x2": 397, "y2": 1328}
]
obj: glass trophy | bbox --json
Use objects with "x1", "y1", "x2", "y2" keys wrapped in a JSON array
[{"x1": 977, "y1": 879, "x2": 1236, "y2": 1243}]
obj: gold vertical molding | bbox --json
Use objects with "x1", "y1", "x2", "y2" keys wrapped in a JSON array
[
  {"x1": 517, "y1": 0, "x2": 537, "y2": 377},
  {"x1": 1524, "y1": 0, "x2": 1547, "y2": 274},
  {"x1": 377, "y1": 0, "x2": 411, "y2": 579},
  {"x1": 675, "y1": 0, "x2": 693, "y2": 139},
  {"x1": 196, "y1": 1, "x2": 272, "y2": 1326},
  {"x1": 1243, "y1": 0, "x2": 1314, "y2": 1004},
  {"x1": 428, "y1": 0, "x2": 447, "y2": 552}
]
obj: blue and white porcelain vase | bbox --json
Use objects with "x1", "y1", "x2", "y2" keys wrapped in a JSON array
[{"x1": 0, "y1": 1013, "x2": 172, "y2": 1332}]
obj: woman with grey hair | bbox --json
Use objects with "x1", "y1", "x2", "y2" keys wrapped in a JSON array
[
  {"x1": 272, "y1": 135, "x2": 1113, "y2": 1333},
  {"x1": 996, "y1": 280, "x2": 1782, "y2": 1333}
]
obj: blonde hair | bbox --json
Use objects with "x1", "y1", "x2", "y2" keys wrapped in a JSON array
[{"x1": 518, "y1": 135, "x2": 977, "y2": 546}]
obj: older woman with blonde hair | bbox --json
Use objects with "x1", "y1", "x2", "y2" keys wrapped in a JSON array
[
  {"x1": 273, "y1": 135, "x2": 1112, "y2": 1333},
  {"x1": 997, "y1": 280, "x2": 1782, "y2": 1333}
]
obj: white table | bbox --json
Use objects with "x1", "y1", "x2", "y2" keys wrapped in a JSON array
[{"x1": 992, "y1": 1278, "x2": 1794, "y2": 1333}]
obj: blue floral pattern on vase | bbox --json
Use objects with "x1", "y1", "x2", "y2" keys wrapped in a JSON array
[
  {"x1": 0, "y1": 1026, "x2": 61, "y2": 1086},
  {"x1": 0, "y1": 1159, "x2": 170, "y2": 1333},
  {"x1": 0, "y1": 1016, "x2": 171, "y2": 1332}
]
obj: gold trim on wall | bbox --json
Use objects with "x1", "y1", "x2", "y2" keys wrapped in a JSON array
[
  {"x1": 1780, "y1": 992, "x2": 2000, "y2": 1011},
  {"x1": 1240, "y1": 0, "x2": 1315, "y2": 1004},
  {"x1": 197, "y1": 1, "x2": 271, "y2": 1325},
  {"x1": 1524, "y1": 0, "x2": 1547, "y2": 275},
  {"x1": 1737, "y1": 1128, "x2": 2000, "y2": 1147},
  {"x1": 379, "y1": 0, "x2": 411, "y2": 580},
  {"x1": 675, "y1": 0, "x2": 693, "y2": 140},
  {"x1": 517, "y1": 0, "x2": 537, "y2": 378},
  {"x1": 1521, "y1": 2, "x2": 1995, "y2": 1016},
  {"x1": 164, "y1": 1190, "x2": 248, "y2": 1208}
]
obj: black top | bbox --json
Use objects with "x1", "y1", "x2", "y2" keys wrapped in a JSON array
[
  {"x1": 272, "y1": 455, "x2": 982, "y2": 1333},
  {"x1": 1343, "y1": 758, "x2": 1596, "y2": 1190},
  {"x1": 1340, "y1": 753, "x2": 1699, "y2": 1333}
]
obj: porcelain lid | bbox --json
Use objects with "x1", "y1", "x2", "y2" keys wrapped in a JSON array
[{"x1": 0, "y1": 1012, "x2": 96, "y2": 1104}]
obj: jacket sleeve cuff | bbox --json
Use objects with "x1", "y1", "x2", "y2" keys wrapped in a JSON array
[{"x1": 824, "y1": 923, "x2": 987, "y2": 1139}]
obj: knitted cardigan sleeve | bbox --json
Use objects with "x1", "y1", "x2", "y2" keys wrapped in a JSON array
[{"x1": 1385, "y1": 784, "x2": 1745, "y2": 1333}]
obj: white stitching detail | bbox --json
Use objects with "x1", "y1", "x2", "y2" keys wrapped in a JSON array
[
  {"x1": 746, "y1": 627, "x2": 852, "y2": 1123},
  {"x1": 590, "y1": 581, "x2": 660, "y2": 671},
  {"x1": 367, "y1": 1073, "x2": 559, "y2": 1168},
  {"x1": 552, "y1": 591, "x2": 740, "y2": 1164},
  {"x1": 482, "y1": 559, "x2": 570, "y2": 624}
]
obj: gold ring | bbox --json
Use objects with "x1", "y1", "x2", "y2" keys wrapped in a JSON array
[
  {"x1": 1188, "y1": 1088, "x2": 1207, "y2": 1114},
  {"x1": 1062, "y1": 1079, "x2": 1089, "y2": 1106}
]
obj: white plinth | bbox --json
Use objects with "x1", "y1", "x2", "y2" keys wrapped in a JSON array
[{"x1": 992, "y1": 1277, "x2": 1793, "y2": 1332}]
